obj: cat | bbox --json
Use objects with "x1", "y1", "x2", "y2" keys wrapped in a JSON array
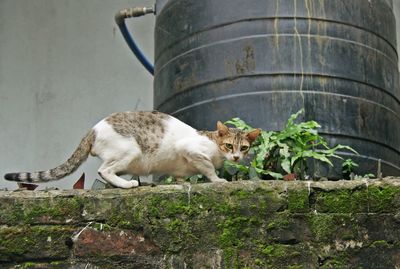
[{"x1": 4, "y1": 111, "x2": 260, "y2": 188}]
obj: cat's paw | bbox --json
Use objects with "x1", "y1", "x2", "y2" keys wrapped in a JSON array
[
  {"x1": 210, "y1": 177, "x2": 228, "y2": 183},
  {"x1": 124, "y1": 180, "x2": 139, "y2": 188}
]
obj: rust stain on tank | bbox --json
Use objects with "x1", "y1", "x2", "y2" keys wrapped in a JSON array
[
  {"x1": 359, "y1": 103, "x2": 369, "y2": 130},
  {"x1": 173, "y1": 72, "x2": 197, "y2": 92},
  {"x1": 235, "y1": 45, "x2": 256, "y2": 75},
  {"x1": 173, "y1": 62, "x2": 198, "y2": 92}
]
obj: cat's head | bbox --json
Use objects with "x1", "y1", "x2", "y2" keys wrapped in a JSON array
[{"x1": 215, "y1": 121, "x2": 261, "y2": 163}]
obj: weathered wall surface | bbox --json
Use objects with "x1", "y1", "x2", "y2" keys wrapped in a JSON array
[
  {"x1": 1, "y1": 178, "x2": 400, "y2": 269},
  {"x1": 0, "y1": 0, "x2": 154, "y2": 190}
]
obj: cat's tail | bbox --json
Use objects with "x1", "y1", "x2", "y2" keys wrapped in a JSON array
[{"x1": 4, "y1": 130, "x2": 95, "y2": 183}]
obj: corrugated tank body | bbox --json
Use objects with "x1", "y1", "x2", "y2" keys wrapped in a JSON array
[{"x1": 153, "y1": 0, "x2": 400, "y2": 177}]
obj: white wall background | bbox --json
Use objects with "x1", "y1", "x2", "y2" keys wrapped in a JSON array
[{"x1": 0, "y1": 0, "x2": 155, "y2": 190}]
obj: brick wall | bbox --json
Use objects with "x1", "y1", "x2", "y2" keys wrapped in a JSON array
[{"x1": 1, "y1": 179, "x2": 400, "y2": 268}]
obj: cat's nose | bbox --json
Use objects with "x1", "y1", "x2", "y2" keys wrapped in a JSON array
[{"x1": 233, "y1": 156, "x2": 240, "y2": 162}]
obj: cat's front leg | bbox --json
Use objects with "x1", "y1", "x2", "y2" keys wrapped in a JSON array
[
  {"x1": 98, "y1": 161, "x2": 139, "y2": 188},
  {"x1": 186, "y1": 152, "x2": 227, "y2": 183}
]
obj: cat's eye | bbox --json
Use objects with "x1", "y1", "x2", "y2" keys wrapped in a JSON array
[
  {"x1": 225, "y1": 143, "x2": 233, "y2": 150},
  {"x1": 240, "y1": 146, "x2": 249, "y2": 151}
]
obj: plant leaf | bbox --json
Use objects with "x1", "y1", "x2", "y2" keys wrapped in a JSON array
[
  {"x1": 225, "y1": 118, "x2": 253, "y2": 130},
  {"x1": 281, "y1": 158, "x2": 292, "y2": 174}
]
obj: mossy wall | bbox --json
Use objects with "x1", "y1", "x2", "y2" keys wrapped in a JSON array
[{"x1": 1, "y1": 178, "x2": 400, "y2": 269}]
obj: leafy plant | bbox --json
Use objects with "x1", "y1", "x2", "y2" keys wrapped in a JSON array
[
  {"x1": 342, "y1": 159, "x2": 359, "y2": 174},
  {"x1": 224, "y1": 109, "x2": 358, "y2": 180},
  {"x1": 342, "y1": 158, "x2": 359, "y2": 180},
  {"x1": 341, "y1": 159, "x2": 376, "y2": 180}
]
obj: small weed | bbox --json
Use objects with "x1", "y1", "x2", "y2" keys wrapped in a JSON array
[{"x1": 342, "y1": 159, "x2": 359, "y2": 180}]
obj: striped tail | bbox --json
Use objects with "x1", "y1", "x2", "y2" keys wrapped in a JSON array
[{"x1": 4, "y1": 130, "x2": 95, "y2": 183}]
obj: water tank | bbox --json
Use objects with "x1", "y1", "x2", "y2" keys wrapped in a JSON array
[{"x1": 153, "y1": 0, "x2": 400, "y2": 177}]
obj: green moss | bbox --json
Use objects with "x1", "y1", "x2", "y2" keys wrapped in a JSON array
[
  {"x1": 230, "y1": 189, "x2": 252, "y2": 200},
  {"x1": 219, "y1": 216, "x2": 248, "y2": 248},
  {"x1": 254, "y1": 258, "x2": 265, "y2": 266},
  {"x1": 147, "y1": 193, "x2": 194, "y2": 218},
  {"x1": 166, "y1": 218, "x2": 198, "y2": 249},
  {"x1": 120, "y1": 192, "x2": 213, "y2": 254},
  {"x1": 287, "y1": 189, "x2": 309, "y2": 213},
  {"x1": 2, "y1": 196, "x2": 86, "y2": 225},
  {"x1": 2, "y1": 181, "x2": 397, "y2": 268},
  {"x1": 308, "y1": 213, "x2": 369, "y2": 243},
  {"x1": 22, "y1": 196, "x2": 83, "y2": 224},
  {"x1": 315, "y1": 185, "x2": 399, "y2": 214},
  {"x1": 107, "y1": 206, "x2": 139, "y2": 229},
  {"x1": 256, "y1": 243, "x2": 304, "y2": 268},
  {"x1": 0, "y1": 227, "x2": 40, "y2": 257},
  {"x1": 0, "y1": 199, "x2": 25, "y2": 224},
  {"x1": 319, "y1": 259, "x2": 348, "y2": 269},
  {"x1": 15, "y1": 262, "x2": 37, "y2": 269},
  {"x1": 261, "y1": 244, "x2": 287, "y2": 257},
  {"x1": 341, "y1": 233, "x2": 355, "y2": 241},
  {"x1": 315, "y1": 187, "x2": 372, "y2": 214},
  {"x1": 91, "y1": 222, "x2": 112, "y2": 231},
  {"x1": 309, "y1": 214, "x2": 335, "y2": 241},
  {"x1": 0, "y1": 226, "x2": 74, "y2": 262},
  {"x1": 267, "y1": 211, "x2": 291, "y2": 230},
  {"x1": 83, "y1": 196, "x2": 128, "y2": 227},
  {"x1": 316, "y1": 190, "x2": 353, "y2": 213},
  {"x1": 104, "y1": 193, "x2": 200, "y2": 230},
  {"x1": 13, "y1": 261, "x2": 81, "y2": 268},
  {"x1": 222, "y1": 246, "x2": 240, "y2": 267},
  {"x1": 370, "y1": 240, "x2": 391, "y2": 248},
  {"x1": 368, "y1": 186, "x2": 399, "y2": 212},
  {"x1": 50, "y1": 261, "x2": 64, "y2": 265},
  {"x1": 350, "y1": 189, "x2": 369, "y2": 212},
  {"x1": 216, "y1": 202, "x2": 264, "y2": 267},
  {"x1": 212, "y1": 187, "x2": 290, "y2": 267},
  {"x1": 287, "y1": 265, "x2": 304, "y2": 269}
]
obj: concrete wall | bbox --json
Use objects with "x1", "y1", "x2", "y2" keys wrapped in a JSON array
[
  {"x1": 0, "y1": 0, "x2": 154, "y2": 190},
  {"x1": 1, "y1": 179, "x2": 400, "y2": 268}
]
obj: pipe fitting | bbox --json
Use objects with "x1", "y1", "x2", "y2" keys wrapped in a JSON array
[
  {"x1": 115, "y1": 6, "x2": 154, "y2": 25},
  {"x1": 114, "y1": 6, "x2": 155, "y2": 75}
]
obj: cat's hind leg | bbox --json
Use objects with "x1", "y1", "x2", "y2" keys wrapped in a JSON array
[{"x1": 98, "y1": 160, "x2": 139, "y2": 189}]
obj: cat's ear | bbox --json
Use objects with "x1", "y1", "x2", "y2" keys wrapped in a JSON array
[
  {"x1": 246, "y1": 128, "x2": 261, "y2": 142},
  {"x1": 217, "y1": 121, "x2": 229, "y2": 136}
]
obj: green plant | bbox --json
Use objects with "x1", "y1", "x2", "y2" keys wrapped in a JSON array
[
  {"x1": 342, "y1": 159, "x2": 376, "y2": 180},
  {"x1": 342, "y1": 159, "x2": 359, "y2": 174},
  {"x1": 342, "y1": 158, "x2": 359, "y2": 179},
  {"x1": 224, "y1": 109, "x2": 358, "y2": 180}
]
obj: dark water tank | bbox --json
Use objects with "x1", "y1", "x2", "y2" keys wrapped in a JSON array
[{"x1": 153, "y1": 0, "x2": 400, "y2": 177}]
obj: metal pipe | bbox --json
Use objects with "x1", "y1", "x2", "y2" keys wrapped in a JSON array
[{"x1": 115, "y1": 6, "x2": 155, "y2": 75}]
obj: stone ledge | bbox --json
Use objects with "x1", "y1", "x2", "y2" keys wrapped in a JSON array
[{"x1": 0, "y1": 178, "x2": 400, "y2": 268}]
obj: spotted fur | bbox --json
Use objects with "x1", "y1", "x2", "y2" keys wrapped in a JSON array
[
  {"x1": 5, "y1": 111, "x2": 260, "y2": 188},
  {"x1": 106, "y1": 111, "x2": 167, "y2": 154}
]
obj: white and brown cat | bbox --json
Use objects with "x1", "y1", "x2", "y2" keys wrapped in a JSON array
[{"x1": 4, "y1": 111, "x2": 260, "y2": 188}]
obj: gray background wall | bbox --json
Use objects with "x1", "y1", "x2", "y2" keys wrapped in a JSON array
[
  {"x1": 1, "y1": 1, "x2": 400, "y2": 190},
  {"x1": 0, "y1": 0, "x2": 154, "y2": 190}
]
